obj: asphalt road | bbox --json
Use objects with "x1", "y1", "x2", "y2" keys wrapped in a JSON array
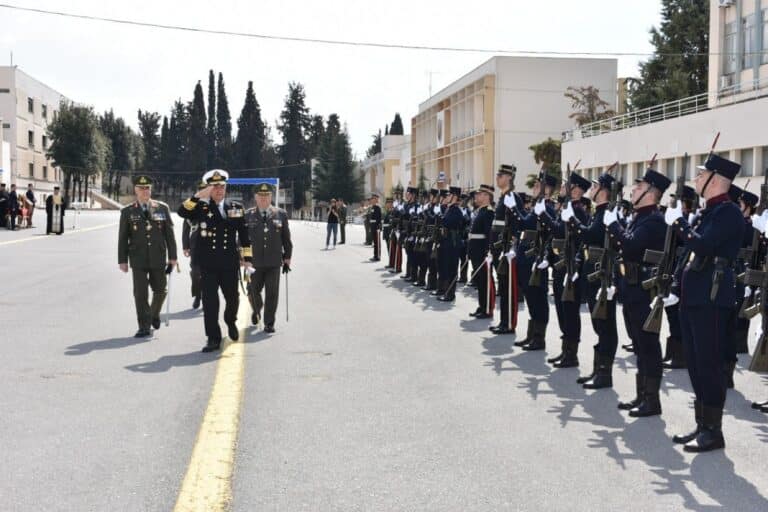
[{"x1": 2, "y1": 213, "x2": 768, "y2": 511}]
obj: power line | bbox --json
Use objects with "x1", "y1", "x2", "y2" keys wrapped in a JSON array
[{"x1": 0, "y1": 2, "x2": 737, "y2": 58}]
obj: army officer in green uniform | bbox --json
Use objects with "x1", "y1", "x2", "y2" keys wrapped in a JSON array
[
  {"x1": 245, "y1": 183, "x2": 293, "y2": 333},
  {"x1": 118, "y1": 175, "x2": 178, "y2": 337}
]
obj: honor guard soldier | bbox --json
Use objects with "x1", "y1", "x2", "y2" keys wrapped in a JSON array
[
  {"x1": 369, "y1": 193, "x2": 382, "y2": 261},
  {"x1": 666, "y1": 154, "x2": 744, "y2": 452},
  {"x1": 178, "y1": 169, "x2": 252, "y2": 352},
  {"x1": 468, "y1": 184, "x2": 496, "y2": 319},
  {"x1": 244, "y1": 183, "x2": 293, "y2": 333},
  {"x1": 436, "y1": 186, "x2": 466, "y2": 302},
  {"x1": 182, "y1": 181, "x2": 208, "y2": 310},
  {"x1": 604, "y1": 168, "x2": 670, "y2": 418},
  {"x1": 401, "y1": 187, "x2": 419, "y2": 281},
  {"x1": 118, "y1": 175, "x2": 178, "y2": 337}
]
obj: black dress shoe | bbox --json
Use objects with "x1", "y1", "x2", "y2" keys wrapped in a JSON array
[
  {"x1": 474, "y1": 313, "x2": 492, "y2": 319},
  {"x1": 522, "y1": 339, "x2": 545, "y2": 351},
  {"x1": 134, "y1": 329, "x2": 152, "y2": 338},
  {"x1": 152, "y1": 317, "x2": 161, "y2": 330},
  {"x1": 192, "y1": 296, "x2": 201, "y2": 309},
  {"x1": 202, "y1": 339, "x2": 221, "y2": 352},
  {"x1": 469, "y1": 309, "x2": 482, "y2": 317},
  {"x1": 264, "y1": 325, "x2": 275, "y2": 333},
  {"x1": 493, "y1": 327, "x2": 515, "y2": 335},
  {"x1": 251, "y1": 311, "x2": 261, "y2": 326},
  {"x1": 227, "y1": 323, "x2": 239, "y2": 341},
  {"x1": 622, "y1": 343, "x2": 635, "y2": 353},
  {"x1": 436, "y1": 295, "x2": 455, "y2": 302}
]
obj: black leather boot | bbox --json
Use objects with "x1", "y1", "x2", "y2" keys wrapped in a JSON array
[
  {"x1": 523, "y1": 322, "x2": 546, "y2": 351},
  {"x1": 514, "y1": 322, "x2": 534, "y2": 347},
  {"x1": 662, "y1": 336, "x2": 686, "y2": 369},
  {"x1": 684, "y1": 406, "x2": 725, "y2": 452},
  {"x1": 577, "y1": 347, "x2": 599, "y2": 385},
  {"x1": 734, "y1": 327, "x2": 749, "y2": 354},
  {"x1": 547, "y1": 338, "x2": 565, "y2": 363},
  {"x1": 424, "y1": 271, "x2": 437, "y2": 291},
  {"x1": 618, "y1": 374, "x2": 644, "y2": 410},
  {"x1": 673, "y1": 400, "x2": 702, "y2": 444},
  {"x1": 629, "y1": 375, "x2": 662, "y2": 417},
  {"x1": 583, "y1": 352, "x2": 614, "y2": 389},
  {"x1": 431, "y1": 280, "x2": 445, "y2": 296},
  {"x1": 724, "y1": 360, "x2": 736, "y2": 389},
  {"x1": 662, "y1": 336, "x2": 672, "y2": 362},
  {"x1": 553, "y1": 339, "x2": 579, "y2": 368},
  {"x1": 413, "y1": 267, "x2": 427, "y2": 287}
]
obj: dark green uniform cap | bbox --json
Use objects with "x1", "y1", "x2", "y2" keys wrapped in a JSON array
[
  {"x1": 133, "y1": 175, "x2": 153, "y2": 186},
  {"x1": 255, "y1": 183, "x2": 274, "y2": 195}
]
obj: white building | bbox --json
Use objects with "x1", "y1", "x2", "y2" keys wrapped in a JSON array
[
  {"x1": 0, "y1": 120, "x2": 10, "y2": 183},
  {"x1": 562, "y1": 0, "x2": 768, "y2": 196},
  {"x1": 360, "y1": 133, "x2": 411, "y2": 198},
  {"x1": 0, "y1": 66, "x2": 68, "y2": 200},
  {"x1": 411, "y1": 56, "x2": 618, "y2": 192}
]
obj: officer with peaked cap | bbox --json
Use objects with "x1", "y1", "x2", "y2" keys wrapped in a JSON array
[
  {"x1": 178, "y1": 169, "x2": 252, "y2": 351},
  {"x1": 468, "y1": 184, "x2": 496, "y2": 318},
  {"x1": 436, "y1": 186, "x2": 466, "y2": 302},
  {"x1": 369, "y1": 193, "x2": 383, "y2": 261},
  {"x1": 604, "y1": 168, "x2": 670, "y2": 418},
  {"x1": 118, "y1": 175, "x2": 178, "y2": 337}
]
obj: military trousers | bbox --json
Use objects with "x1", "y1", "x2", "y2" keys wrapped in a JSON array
[
  {"x1": 248, "y1": 266, "x2": 281, "y2": 327},
  {"x1": 585, "y1": 281, "x2": 618, "y2": 356},
  {"x1": 190, "y1": 263, "x2": 202, "y2": 299},
  {"x1": 680, "y1": 304, "x2": 729, "y2": 408},
  {"x1": 372, "y1": 228, "x2": 381, "y2": 259},
  {"x1": 623, "y1": 297, "x2": 662, "y2": 378},
  {"x1": 496, "y1": 256, "x2": 519, "y2": 330},
  {"x1": 552, "y1": 266, "x2": 582, "y2": 342},
  {"x1": 131, "y1": 266, "x2": 167, "y2": 330},
  {"x1": 201, "y1": 267, "x2": 239, "y2": 341},
  {"x1": 524, "y1": 272, "x2": 549, "y2": 324}
]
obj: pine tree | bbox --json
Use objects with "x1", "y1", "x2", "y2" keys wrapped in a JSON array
[
  {"x1": 215, "y1": 72, "x2": 233, "y2": 170},
  {"x1": 187, "y1": 82, "x2": 208, "y2": 177},
  {"x1": 277, "y1": 82, "x2": 311, "y2": 208},
  {"x1": 390, "y1": 113, "x2": 404, "y2": 135},
  {"x1": 628, "y1": 0, "x2": 709, "y2": 110},
  {"x1": 137, "y1": 109, "x2": 161, "y2": 171},
  {"x1": 312, "y1": 114, "x2": 362, "y2": 203},
  {"x1": 307, "y1": 114, "x2": 325, "y2": 157},
  {"x1": 234, "y1": 80, "x2": 265, "y2": 171},
  {"x1": 366, "y1": 130, "x2": 382, "y2": 158},
  {"x1": 206, "y1": 70, "x2": 217, "y2": 169},
  {"x1": 385, "y1": 124, "x2": 389, "y2": 135}
]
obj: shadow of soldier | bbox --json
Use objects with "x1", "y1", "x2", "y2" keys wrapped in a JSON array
[
  {"x1": 124, "y1": 351, "x2": 220, "y2": 373},
  {"x1": 65, "y1": 336, "x2": 151, "y2": 356}
]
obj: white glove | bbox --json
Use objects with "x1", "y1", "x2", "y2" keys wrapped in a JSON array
[
  {"x1": 617, "y1": 208, "x2": 625, "y2": 221},
  {"x1": 534, "y1": 199, "x2": 546, "y2": 216},
  {"x1": 560, "y1": 202, "x2": 575, "y2": 222},
  {"x1": 603, "y1": 206, "x2": 618, "y2": 227},
  {"x1": 752, "y1": 211, "x2": 768, "y2": 234},
  {"x1": 433, "y1": 205, "x2": 441, "y2": 214},
  {"x1": 485, "y1": 254, "x2": 494, "y2": 265},
  {"x1": 503, "y1": 194, "x2": 515, "y2": 208},
  {"x1": 745, "y1": 286, "x2": 752, "y2": 298},
  {"x1": 664, "y1": 203, "x2": 683, "y2": 226},
  {"x1": 755, "y1": 325, "x2": 764, "y2": 343},
  {"x1": 536, "y1": 259, "x2": 549, "y2": 270},
  {"x1": 563, "y1": 272, "x2": 580, "y2": 286},
  {"x1": 505, "y1": 249, "x2": 516, "y2": 260},
  {"x1": 397, "y1": 204, "x2": 404, "y2": 211},
  {"x1": 662, "y1": 293, "x2": 679, "y2": 307},
  {"x1": 687, "y1": 212, "x2": 696, "y2": 224},
  {"x1": 595, "y1": 285, "x2": 617, "y2": 302}
]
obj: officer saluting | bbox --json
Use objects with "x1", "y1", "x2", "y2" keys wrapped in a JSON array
[
  {"x1": 244, "y1": 183, "x2": 293, "y2": 333},
  {"x1": 666, "y1": 153, "x2": 744, "y2": 452},
  {"x1": 178, "y1": 169, "x2": 252, "y2": 352},
  {"x1": 118, "y1": 175, "x2": 177, "y2": 338}
]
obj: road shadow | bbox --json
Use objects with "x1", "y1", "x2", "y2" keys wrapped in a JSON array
[
  {"x1": 65, "y1": 336, "x2": 151, "y2": 355},
  {"x1": 243, "y1": 330, "x2": 273, "y2": 343},
  {"x1": 481, "y1": 334, "x2": 517, "y2": 357},
  {"x1": 164, "y1": 308, "x2": 204, "y2": 321},
  {"x1": 124, "y1": 350, "x2": 220, "y2": 373},
  {"x1": 459, "y1": 318, "x2": 496, "y2": 333}
]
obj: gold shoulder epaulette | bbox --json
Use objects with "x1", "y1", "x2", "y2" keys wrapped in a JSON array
[
  {"x1": 182, "y1": 198, "x2": 197, "y2": 211},
  {"x1": 241, "y1": 246, "x2": 253, "y2": 258}
]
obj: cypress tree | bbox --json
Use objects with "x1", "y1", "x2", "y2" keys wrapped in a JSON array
[
  {"x1": 390, "y1": 113, "x2": 404, "y2": 135},
  {"x1": 234, "y1": 80, "x2": 265, "y2": 170},
  {"x1": 215, "y1": 72, "x2": 233, "y2": 170},
  {"x1": 187, "y1": 82, "x2": 208, "y2": 178},
  {"x1": 206, "y1": 70, "x2": 216, "y2": 169}
]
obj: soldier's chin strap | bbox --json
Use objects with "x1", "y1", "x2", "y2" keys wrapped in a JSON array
[
  {"x1": 633, "y1": 184, "x2": 655, "y2": 207},
  {"x1": 700, "y1": 171, "x2": 716, "y2": 199}
]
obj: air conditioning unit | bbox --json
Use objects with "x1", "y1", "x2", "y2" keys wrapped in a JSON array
[
  {"x1": 718, "y1": 0, "x2": 735, "y2": 7},
  {"x1": 720, "y1": 75, "x2": 733, "y2": 90}
]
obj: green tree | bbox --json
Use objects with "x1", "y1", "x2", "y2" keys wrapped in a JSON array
[
  {"x1": 564, "y1": 86, "x2": 615, "y2": 126},
  {"x1": 206, "y1": 69, "x2": 217, "y2": 169},
  {"x1": 307, "y1": 114, "x2": 325, "y2": 156},
  {"x1": 417, "y1": 167, "x2": 427, "y2": 192},
  {"x1": 390, "y1": 113, "x2": 404, "y2": 135},
  {"x1": 100, "y1": 110, "x2": 137, "y2": 198},
  {"x1": 628, "y1": 0, "x2": 709, "y2": 110},
  {"x1": 137, "y1": 109, "x2": 161, "y2": 170},
  {"x1": 526, "y1": 138, "x2": 562, "y2": 189},
  {"x1": 312, "y1": 114, "x2": 362, "y2": 203},
  {"x1": 277, "y1": 82, "x2": 311, "y2": 208},
  {"x1": 215, "y1": 72, "x2": 233, "y2": 170},
  {"x1": 234, "y1": 80, "x2": 265, "y2": 170},
  {"x1": 366, "y1": 129, "x2": 382, "y2": 158},
  {"x1": 187, "y1": 81, "x2": 208, "y2": 176}
]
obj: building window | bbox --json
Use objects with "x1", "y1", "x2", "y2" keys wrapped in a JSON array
[
  {"x1": 763, "y1": 10, "x2": 768, "y2": 65},
  {"x1": 42, "y1": 135, "x2": 47, "y2": 149},
  {"x1": 724, "y1": 21, "x2": 738, "y2": 75},
  {"x1": 763, "y1": 147, "x2": 768, "y2": 176},
  {"x1": 743, "y1": 14, "x2": 757, "y2": 69},
  {"x1": 43, "y1": 166, "x2": 48, "y2": 179},
  {"x1": 28, "y1": 130, "x2": 34, "y2": 148},
  {"x1": 29, "y1": 163, "x2": 34, "y2": 177},
  {"x1": 665, "y1": 158, "x2": 675, "y2": 180},
  {"x1": 27, "y1": 97, "x2": 34, "y2": 113},
  {"x1": 683, "y1": 154, "x2": 694, "y2": 180},
  {"x1": 742, "y1": 148, "x2": 754, "y2": 177},
  {"x1": 1, "y1": 123, "x2": 9, "y2": 129},
  {"x1": 42, "y1": 104, "x2": 48, "y2": 119},
  {"x1": 0, "y1": 88, "x2": 9, "y2": 93}
]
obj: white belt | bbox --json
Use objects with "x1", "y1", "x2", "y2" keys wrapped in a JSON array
[
  {"x1": 468, "y1": 234, "x2": 487, "y2": 240},
  {"x1": 382, "y1": 223, "x2": 390, "y2": 227},
  {"x1": 492, "y1": 220, "x2": 506, "y2": 227}
]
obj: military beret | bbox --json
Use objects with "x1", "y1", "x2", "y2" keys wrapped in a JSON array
[{"x1": 133, "y1": 175, "x2": 153, "y2": 186}]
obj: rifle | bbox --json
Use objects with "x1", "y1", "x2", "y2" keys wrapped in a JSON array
[
  {"x1": 528, "y1": 165, "x2": 549, "y2": 287},
  {"x1": 560, "y1": 162, "x2": 578, "y2": 302},
  {"x1": 587, "y1": 162, "x2": 620, "y2": 320},
  {"x1": 738, "y1": 176, "x2": 766, "y2": 319},
  {"x1": 641, "y1": 154, "x2": 688, "y2": 333}
]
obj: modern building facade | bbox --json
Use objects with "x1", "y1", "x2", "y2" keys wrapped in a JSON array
[
  {"x1": 562, "y1": 0, "x2": 768, "y2": 196},
  {"x1": 360, "y1": 134, "x2": 411, "y2": 198},
  {"x1": 411, "y1": 56, "x2": 618, "y2": 192},
  {"x1": 0, "y1": 121, "x2": 9, "y2": 183},
  {"x1": 0, "y1": 66, "x2": 67, "y2": 200}
]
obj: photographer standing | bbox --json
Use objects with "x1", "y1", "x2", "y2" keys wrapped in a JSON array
[{"x1": 326, "y1": 198, "x2": 340, "y2": 250}]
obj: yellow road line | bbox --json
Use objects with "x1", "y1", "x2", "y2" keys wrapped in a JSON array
[
  {"x1": 173, "y1": 291, "x2": 250, "y2": 512},
  {"x1": 0, "y1": 221, "x2": 118, "y2": 247}
]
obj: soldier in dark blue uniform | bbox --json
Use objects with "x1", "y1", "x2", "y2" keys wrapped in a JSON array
[
  {"x1": 436, "y1": 186, "x2": 465, "y2": 302},
  {"x1": 666, "y1": 154, "x2": 744, "y2": 452},
  {"x1": 539, "y1": 172, "x2": 591, "y2": 368},
  {"x1": 178, "y1": 169, "x2": 252, "y2": 352},
  {"x1": 401, "y1": 187, "x2": 419, "y2": 282},
  {"x1": 424, "y1": 189, "x2": 441, "y2": 291},
  {"x1": 369, "y1": 193, "x2": 382, "y2": 262},
  {"x1": 458, "y1": 192, "x2": 472, "y2": 284},
  {"x1": 467, "y1": 184, "x2": 496, "y2": 319},
  {"x1": 490, "y1": 165, "x2": 523, "y2": 335},
  {"x1": 431, "y1": 190, "x2": 451, "y2": 297},
  {"x1": 604, "y1": 168, "x2": 670, "y2": 417}
]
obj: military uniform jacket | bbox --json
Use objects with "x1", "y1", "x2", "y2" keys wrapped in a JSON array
[
  {"x1": 468, "y1": 205, "x2": 494, "y2": 258},
  {"x1": 442, "y1": 204, "x2": 466, "y2": 249},
  {"x1": 673, "y1": 194, "x2": 745, "y2": 309},
  {"x1": 571, "y1": 203, "x2": 608, "y2": 275},
  {"x1": 608, "y1": 205, "x2": 666, "y2": 304},
  {"x1": 177, "y1": 197, "x2": 251, "y2": 270},
  {"x1": 370, "y1": 204, "x2": 382, "y2": 230},
  {"x1": 244, "y1": 206, "x2": 293, "y2": 268},
  {"x1": 118, "y1": 200, "x2": 177, "y2": 269}
]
